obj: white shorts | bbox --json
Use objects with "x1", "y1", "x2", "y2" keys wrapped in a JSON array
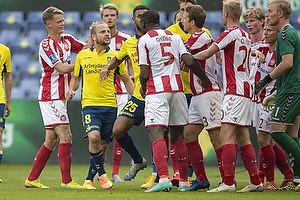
[
  {"x1": 221, "y1": 95, "x2": 252, "y2": 126},
  {"x1": 116, "y1": 94, "x2": 129, "y2": 115},
  {"x1": 188, "y1": 91, "x2": 222, "y2": 130},
  {"x1": 144, "y1": 92, "x2": 188, "y2": 127},
  {"x1": 39, "y1": 100, "x2": 69, "y2": 129},
  {"x1": 251, "y1": 101, "x2": 258, "y2": 128},
  {"x1": 252, "y1": 102, "x2": 272, "y2": 133}
]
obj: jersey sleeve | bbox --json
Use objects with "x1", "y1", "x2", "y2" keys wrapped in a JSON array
[
  {"x1": 4, "y1": 47, "x2": 11, "y2": 73},
  {"x1": 73, "y1": 51, "x2": 82, "y2": 77},
  {"x1": 215, "y1": 29, "x2": 234, "y2": 50},
  {"x1": 39, "y1": 39, "x2": 62, "y2": 68},
  {"x1": 66, "y1": 34, "x2": 85, "y2": 54},
  {"x1": 137, "y1": 36, "x2": 148, "y2": 66},
  {"x1": 116, "y1": 40, "x2": 129, "y2": 61}
]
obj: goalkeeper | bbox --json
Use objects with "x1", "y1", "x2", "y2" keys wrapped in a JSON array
[{"x1": 255, "y1": 0, "x2": 300, "y2": 191}]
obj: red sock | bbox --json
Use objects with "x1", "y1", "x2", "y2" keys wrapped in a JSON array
[
  {"x1": 58, "y1": 143, "x2": 72, "y2": 184},
  {"x1": 240, "y1": 144, "x2": 260, "y2": 185},
  {"x1": 152, "y1": 139, "x2": 169, "y2": 178},
  {"x1": 273, "y1": 143, "x2": 294, "y2": 180},
  {"x1": 222, "y1": 144, "x2": 237, "y2": 185},
  {"x1": 28, "y1": 144, "x2": 52, "y2": 181},
  {"x1": 112, "y1": 139, "x2": 123, "y2": 176},
  {"x1": 261, "y1": 145, "x2": 275, "y2": 182},
  {"x1": 174, "y1": 140, "x2": 189, "y2": 182},
  {"x1": 258, "y1": 149, "x2": 265, "y2": 183},
  {"x1": 169, "y1": 139, "x2": 178, "y2": 173},
  {"x1": 186, "y1": 140, "x2": 206, "y2": 182},
  {"x1": 215, "y1": 147, "x2": 224, "y2": 181}
]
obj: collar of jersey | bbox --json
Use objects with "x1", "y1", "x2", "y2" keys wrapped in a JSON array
[
  {"x1": 135, "y1": 34, "x2": 141, "y2": 40},
  {"x1": 178, "y1": 22, "x2": 188, "y2": 34},
  {"x1": 89, "y1": 45, "x2": 110, "y2": 53}
]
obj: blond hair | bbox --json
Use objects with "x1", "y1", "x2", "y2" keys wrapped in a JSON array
[
  {"x1": 42, "y1": 6, "x2": 63, "y2": 25},
  {"x1": 90, "y1": 21, "x2": 107, "y2": 36},
  {"x1": 99, "y1": 4, "x2": 119, "y2": 17},
  {"x1": 243, "y1": 7, "x2": 265, "y2": 21},
  {"x1": 222, "y1": 0, "x2": 242, "y2": 22},
  {"x1": 269, "y1": 0, "x2": 291, "y2": 19}
]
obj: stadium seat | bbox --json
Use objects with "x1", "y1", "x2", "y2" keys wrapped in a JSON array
[
  {"x1": 117, "y1": 13, "x2": 135, "y2": 35},
  {"x1": 19, "y1": 61, "x2": 41, "y2": 78},
  {"x1": 290, "y1": 12, "x2": 300, "y2": 30},
  {"x1": 204, "y1": 11, "x2": 224, "y2": 34},
  {"x1": 26, "y1": 11, "x2": 46, "y2": 31},
  {"x1": 158, "y1": 11, "x2": 168, "y2": 29},
  {"x1": 10, "y1": 36, "x2": 37, "y2": 57},
  {"x1": 27, "y1": 29, "x2": 48, "y2": 46},
  {"x1": 0, "y1": 29, "x2": 20, "y2": 47},
  {"x1": 64, "y1": 11, "x2": 82, "y2": 35},
  {"x1": 169, "y1": 10, "x2": 178, "y2": 25},
  {"x1": 83, "y1": 11, "x2": 101, "y2": 30},
  {"x1": 11, "y1": 86, "x2": 27, "y2": 99},
  {"x1": 0, "y1": 11, "x2": 24, "y2": 32},
  {"x1": 11, "y1": 53, "x2": 32, "y2": 71}
]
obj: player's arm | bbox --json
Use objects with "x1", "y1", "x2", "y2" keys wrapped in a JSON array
[
  {"x1": 139, "y1": 65, "x2": 149, "y2": 99},
  {"x1": 4, "y1": 71, "x2": 12, "y2": 117},
  {"x1": 251, "y1": 48, "x2": 265, "y2": 64},
  {"x1": 126, "y1": 58, "x2": 135, "y2": 82},
  {"x1": 255, "y1": 53, "x2": 292, "y2": 95},
  {"x1": 119, "y1": 73, "x2": 135, "y2": 96},
  {"x1": 193, "y1": 43, "x2": 219, "y2": 60},
  {"x1": 54, "y1": 62, "x2": 75, "y2": 74},
  {"x1": 99, "y1": 56, "x2": 126, "y2": 83},
  {"x1": 66, "y1": 75, "x2": 81, "y2": 101},
  {"x1": 181, "y1": 53, "x2": 209, "y2": 87}
]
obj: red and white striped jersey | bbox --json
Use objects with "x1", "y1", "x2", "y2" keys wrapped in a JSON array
[
  {"x1": 214, "y1": 26, "x2": 252, "y2": 98},
  {"x1": 137, "y1": 29, "x2": 189, "y2": 95},
  {"x1": 251, "y1": 41, "x2": 276, "y2": 103},
  {"x1": 186, "y1": 30, "x2": 221, "y2": 95},
  {"x1": 110, "y1": 30, "x2": 131, "y2": 95},
  {"x1": 38, "y1": 33, "x2": 85, "y2": 101},
  {"x1": 249, "y1": 39, "x2": 265, "y2": 87}
]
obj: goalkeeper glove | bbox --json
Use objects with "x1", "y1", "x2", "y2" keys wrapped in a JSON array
[
  {"x1": 255, "y1": 74, "x2": 273, "y2": 96},
  {"x1": 262, "y1": 90, "x2": 277, "y2": 112}
]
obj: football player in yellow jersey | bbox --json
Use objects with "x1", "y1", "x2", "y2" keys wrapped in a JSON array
[
  {"x1": 99, "y1": 5, "x2": 149, "y2": 182},
  {"x1": 0, "y1": 43, "x2": 12, "y2": 184},
  {"x1": 66, "y1": 22, "x2": 134, "y2": 190}
]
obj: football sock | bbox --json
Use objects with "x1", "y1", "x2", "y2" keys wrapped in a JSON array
[
  {"x1": 58, "y1": 143, "x2": 72, "y2": 184},
  {"x1": 240, "y1": 144, "x2": 261, "y2": 185},
  {"x1": 273, "y1": 143, "x2": 294, "y2": 180},
  {"x1": 261, "y1": 145, "x2": 275, "y2": 182},
  {"x1": 90, "y1": 150, "x2": 106, "y2": 176},
  {"x1": 152, "y1": 139, "x2": 169, "y2": 179},
  {"x1": 174, "y1": 140, "x2": 189, "y2": 182},
  {"x1": 222, "y1": 144, "x2": 237, "y2": 186},
  {"x1": 86, "y1": 157, "x2": 97, "y2": 181},
  {"x1": 116, "y1": 133, "x2": 143, "y2": 163},
  {"x1": 258, "y1": 149, "x2": 265, "y2": 183},
  {"x1": 28, "y1": 144, "x2": 52, "y2": 181},
  {"x1": 215, "y1": 147, "x2": 224, "y2": 181},
  {"x1": 186, "y1": 140, "x2": 206, "y2": 182},
  {"x1": 169, "y1": 139, "x2": 178, "y2": 173},
  {"x1": 112, "y1": 139, "x2": 123, "y2": 175},
  {"x1": 271, "y1": 131, "x2": 300, "y2": 178}
]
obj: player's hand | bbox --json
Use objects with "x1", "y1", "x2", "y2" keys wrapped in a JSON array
[
  {"x1": 99, "y1": 66, "x2": 109, "y2": 83},
  {"x1": 66, "y1": 90, "x2": 75, "y2": 100},
  {"x1": 140, "y1": 87, "x2": 147, "y2": 99},
  {"x1": 263, "y1": 90, "x2": 277, "y2": 111},
  {"x1": 180, "y1": 61, "x2": 189, "y2": 72},
  {"x1": 205, "y1": 38, "x2": 215, "y2": 47},
  {"x1": 255, "y1": 74, "x2": 273, "y2": 96},
  {"x1": 251, "y1": 49, "x2": 265, "y2": 64},
  {"x1": 5, "y1": 102, "x2": 11, "y2": 117}
]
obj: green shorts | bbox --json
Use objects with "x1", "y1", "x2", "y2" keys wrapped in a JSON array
[{"x1": 272, "y1": 93, "x2": 300, "y2": 125}]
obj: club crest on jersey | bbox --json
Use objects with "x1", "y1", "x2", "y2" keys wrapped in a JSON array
[
  {"x1": 116, "y1": 43, "x2": 122, "y2": 50},
  {"x1": 64, "y1": 41, "x2": 70, "y2": 51},
  {"x1": 49, "y1": 54, "x2": 58, "y2": 63}
]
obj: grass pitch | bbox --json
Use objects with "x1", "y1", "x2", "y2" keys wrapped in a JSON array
[{"x1": 0, "y1": 164, "x2": 298, "y2": 200}]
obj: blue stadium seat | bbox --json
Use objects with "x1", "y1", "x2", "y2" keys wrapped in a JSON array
[
  {"x1": 0, "y1": 29, "x2": 20, "y2": 47},
  {"x1": 11, "y1": 86, "x2": 27, "y2": 99},
  {"x1": 290, "y1": 12, "x2": 300, "y2": 30},
  {"x1": 83, "y1": 11, "x2": 101, "y2": 30},
  {"x1": 11, "y1": 53, "x2": 32, "y2": 71},
  {"x1": 26, "y1": 11, "x2": 46, "y2": 31},
  {"x1": 64, "y1": 11, "x2": 82, "y2": 35},
  {"x1": 0, "y1": 11, "x2": 24, "y2": 32},
  {"x1": 158, "y1": 11, "x2": 168, "y2": 29},
  {"x1": 19, "y1": 61, "x2": 41, "y2": 78},
  {"x1": 27, "y1": 29, "x2": 47, "y2": 46},
  {"x1": 169, "y1": 10, "x2": 178, "y2": 25},
  {"x1": 117, "y1": 13, "x2": 135, "y2": 35},
  {"x1": 204, "y1": 11, "x2": 225, "y2": 39},
  {"x1": 10, "y1": 36, "x2": 37, "y2": 57}
]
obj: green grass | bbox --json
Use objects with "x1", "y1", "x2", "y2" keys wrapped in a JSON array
[{"x1": 0, "y1": 164, "x2": 298, "y2": 200}]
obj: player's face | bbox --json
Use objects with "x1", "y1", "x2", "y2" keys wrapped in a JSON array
[
  {"x1": 182, "y1": 11, "x2": 191, "y2": 32},
  {"x1": 49, "y1": 14, "x2": 65, "y2": 35},
  {"x1": 174, "y1": 12, "x2": 182, "y2": 24},
  {"x1": 101, "y1": 9, "x2": 118, "y2": 29},
  {"x1": 179, "y1": 2, "x2": 193, "y2": 16},
  {"x1": 133, "y1": 9, "x2": 148, "y2": 32},
  {"x1": 245, "y1": 17, "x2": 264, "y2": 35},
  {"x1": 94, "y1": 24, "x2": 111, "y2": 46},
  {"x1": 266, "y1": 4, "x2": 280, "y2": 26},
  {"x1": 264, "y1": 24, "x2": 278, "y2": 45}
]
